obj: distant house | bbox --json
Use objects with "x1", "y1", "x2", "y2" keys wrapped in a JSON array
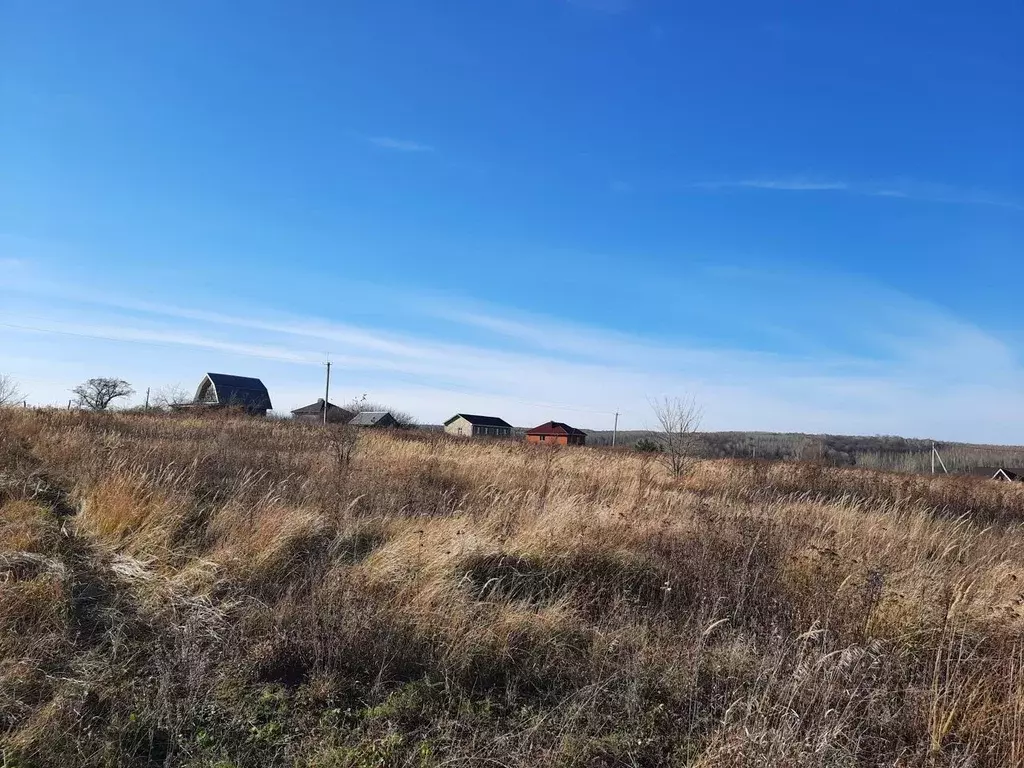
[
  {"x1": 190, "y1": 373, "x2": 272, "y2": 416},
  {"x1": 444, "y1": 413, "x2": 513, "y2": 438},
  {"x1": 348, "y1": 411, "x2": 398, "y2": 428},
  {"x1": 290, "y1": 399, "x2": 354, "y2": 424},
  {"x1": 971, "y1": 466, "x2": 1024, "y2": 482},
  {"x1": 526, "y1": 421, "x2": 587, "y2": 446}
]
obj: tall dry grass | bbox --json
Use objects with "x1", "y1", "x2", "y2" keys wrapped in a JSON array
[{"x1": 3, "y1": 407, "x2": 1024, "y2": 766}]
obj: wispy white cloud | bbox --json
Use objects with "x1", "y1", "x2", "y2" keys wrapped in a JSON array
[
  {"x1": 367, "y1": 136, "x2": 435, "y2": 153},
  {"x1": 739, "y1": 179, "x2": 849, "y2": 191},
  {"x1": 691, "y1": 179, "x2": 848, "y2": 192},
  {"x1": 880, "y1": 182, "x2": 1024, "y2": 212},
  {"x1": 3, "y1": 270, "x2": 1024, "y2": 441},
  {"x1": 1, "y1": 319, "x2": 323, "y2": 366},
  {"x1": 693, "y1": 177, "x2": 1024, "y2": 211}
]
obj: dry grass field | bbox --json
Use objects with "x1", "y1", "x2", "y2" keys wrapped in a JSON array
[{"x1": 4, "y1": 408, "x2": 1024, "y2": 767}]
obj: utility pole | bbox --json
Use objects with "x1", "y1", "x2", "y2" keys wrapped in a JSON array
[
  {"x1": 931, "y1": 441, "x2": 935, "y2": 474},
  {"x1": 144, "y1": 387, "x2": 151, "y2": 411},
  {"x1": 323, "y1": 358, "x2": 332, "y2": 425},
  {"x1": 612, "y1": 411, "x2": 619, "y2": 447}
]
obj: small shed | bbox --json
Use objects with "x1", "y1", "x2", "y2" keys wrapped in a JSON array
[
  {"x1": 443, "y1": 414, "x2": 513, "y2": 438},
  {"x1": 526, "y1": 421, "x2": 587, "y2": 446},
  {"x1": 192, "y1": 373, "x2": 272, "y2": 416},
  {"x1": 291, "y1": 399, "x2": 354, "y2": 424},
  {"x1": 348, "y1": 411, "x2": 398, "y2": 428}
]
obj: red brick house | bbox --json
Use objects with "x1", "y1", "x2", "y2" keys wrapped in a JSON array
[{"x1": 526, "y1": 421, "x2": 587, "y2": 446}]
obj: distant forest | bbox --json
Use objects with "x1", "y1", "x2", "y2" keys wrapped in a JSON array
[{"x1": 583, "y1": 429, "x2": 1024, "y2": 474}]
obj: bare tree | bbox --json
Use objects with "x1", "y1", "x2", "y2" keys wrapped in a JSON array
[
  {"x1": 796, "y1": 436, "x2": 826, "y2": 463},
  {"x1": 152, "y1": 383, "x2": 193, "y2": 411},
  {"x1": 650, "y1": 396, "x2": 703, "y2": 477},
  {"x1": 72, "y1": 377, "x2": 134, "y2": 411},
  {"x1": 0, "y1": 374, "x2": 24, "y2": 407}
]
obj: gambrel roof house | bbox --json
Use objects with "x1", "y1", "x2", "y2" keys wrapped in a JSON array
[{"x1": 192, "y1": 373, "x2": 272, "y2": 415}]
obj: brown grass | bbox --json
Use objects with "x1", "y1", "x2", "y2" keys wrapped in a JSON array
[{"x1": 3, "y1": 407, "x2": 1024, "y2": 766}]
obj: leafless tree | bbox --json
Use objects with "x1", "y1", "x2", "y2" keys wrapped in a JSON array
[
  {"x1": 152, "y1": 383, "x2": 193, "y2": 411},
  {"x1": 72, "y1": 377, "x2": 134, "y2": 411},
  {"x1": 0, "y1": 374, "x2": 24, "y2": 407},
  {"x1": 650, "y1": 395, "x2": 703, "y2": 477},
  {"x1": 797, "y1": 436, "x2": 826, "y2": 463}
]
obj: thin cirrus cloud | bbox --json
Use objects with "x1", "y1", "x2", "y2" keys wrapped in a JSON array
[
  {"x1": 4, "y1": 268, "x2": 1024, "y2": 440},
  {"x1": 692, "y1": 178, "x2": 1024, "y2": 211},
  {"x1": 736, "y1": 179, "x2": 849, "y2": 191},
  {"x1": 367, "y1": 136, "x2": 436, "y2": 153}
]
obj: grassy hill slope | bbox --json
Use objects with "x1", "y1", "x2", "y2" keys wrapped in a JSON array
[{"x1": 3, "y1": 408, "x2": 1024, "y2": 766}]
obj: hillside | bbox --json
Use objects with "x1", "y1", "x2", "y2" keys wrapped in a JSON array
[{"x1": 4, "y1": 409, "x2": 1024, "y2": 766}]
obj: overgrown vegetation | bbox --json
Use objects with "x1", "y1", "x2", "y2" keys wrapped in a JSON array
[
  {"x1": 591, "y1": 428, "x2": 1024, "y2": 473},
  {"x1": 3, "y1": 408, "x2": 1024, "y2": 766}
]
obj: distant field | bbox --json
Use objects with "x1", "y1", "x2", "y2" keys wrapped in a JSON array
[{"x1": 4, "y1": 408, "x2": 1024, "y2": 766}]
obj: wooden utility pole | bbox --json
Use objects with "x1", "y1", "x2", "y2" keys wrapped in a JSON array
[
  {"x1": 144, "y1": 387, "x2": 151, "y2": 411},
  {"x1": 612, "y1": 411, "x2": 619, "y2": 447},
  {"x1": 323, "y1": 359, "x2": 332, "y2": 425}
]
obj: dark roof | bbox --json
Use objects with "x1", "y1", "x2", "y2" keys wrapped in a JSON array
[
  {"x1": 348, "y1": 411, "x2": 396, "y2": 427},
  {"x1": 199, "y1": 373, "x2": 272, "y2": 412},
  {"x1": 971, "y1": 466, "x2": 1024, "y2": 481},
  {"x1": 290, "y1": 399, "x2": 348, "y2": 416},
  {"x1": 444, "y1": 413, "x2": 512, "y2": 429},
  {"x1": 971, "y1": 466, "x2": 1002, "y2": 476},
  {"x1": 526, "y1": 421, "x2": 587, "y2": 437}
]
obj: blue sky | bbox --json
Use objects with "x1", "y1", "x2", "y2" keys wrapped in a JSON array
[{"x1": 2, "y1": 0, "x2": 1023, "y2": 439}]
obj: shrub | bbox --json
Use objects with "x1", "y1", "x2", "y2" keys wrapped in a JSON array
[{"x1": 633, "y1": 437, "x2": 662, "y2": 453}]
